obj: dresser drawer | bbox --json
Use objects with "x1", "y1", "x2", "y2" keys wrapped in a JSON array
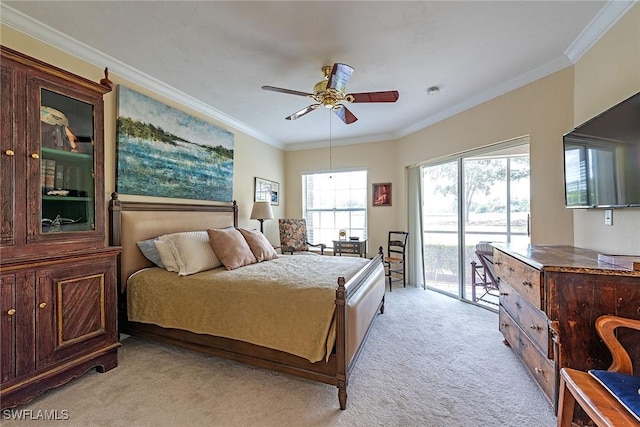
[
  {"x1": 499, "y1": 308, "x2": 555, "y2": 402},
  {"x1": 494, "y1": 250, "x2": 543, "y2": 309},
  {"x1": 499, "y1": 282, "x2": 550, "y2": 357}
]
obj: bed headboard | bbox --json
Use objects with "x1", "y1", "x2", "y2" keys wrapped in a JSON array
[{"x1": 108, "y1": 192, "x2": 238, "y2": 291}]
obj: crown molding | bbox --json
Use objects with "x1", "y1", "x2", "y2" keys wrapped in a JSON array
[
  {"x1": 565, "y1": 0, "x2": 637, "y2": 63},
  {"x1": 398, "y1": 0, "x2": 636, "y2": 140},
  {"x1": 284, "y1": 131, "x2": 399, "y2": 151},
  {"x1": 400, "y1": 55, "x2": 573, "y2": 138},
  {"x1": 0, "y1": 4, "x2": 282, "y2": 150},
  {"x1": 2, "y1": 2, "x2": 634, "y2": 152}
]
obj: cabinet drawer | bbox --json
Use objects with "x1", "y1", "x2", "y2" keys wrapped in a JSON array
[
  {"x1": 499, "y1": 309, "x2": 555, "y2": 402},
  {"x1": 499, "y1": 282, "x2": 550, "y2": 357},
  {"x1": 339, "y1": 243, "x2": 360, "y2": 251},
  {"x1": 494, "y1": 250, "x2": 542, "y2": 309}
]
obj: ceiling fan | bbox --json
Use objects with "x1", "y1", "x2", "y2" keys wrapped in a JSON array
[{"x1": 261, "y1": 63, "x2": 399, "y2": 124}]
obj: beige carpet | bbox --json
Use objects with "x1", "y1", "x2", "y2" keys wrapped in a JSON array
[{"x1": 2, "y1": 288, "x2": 556, "y2": 427}]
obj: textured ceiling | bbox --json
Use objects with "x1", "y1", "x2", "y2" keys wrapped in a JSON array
[{"x1": 2, "y1": 1, "x2": 634, "y2": 150}]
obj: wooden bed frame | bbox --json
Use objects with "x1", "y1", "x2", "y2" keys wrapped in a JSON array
[{"x1": 108, "y1": 193, "x2": 386, "y2": 409}]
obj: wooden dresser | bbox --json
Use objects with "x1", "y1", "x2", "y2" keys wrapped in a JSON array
[
  {"x1": 0, "y1": 46, "x2": 120, "y2": 409},
  {"x1": 494, "y1": 244, "x2": 640, "y2": 424}
]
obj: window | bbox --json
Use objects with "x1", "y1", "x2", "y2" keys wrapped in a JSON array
[{"x1": 302, "y1": 170, "x2": 367, "y2": 247}]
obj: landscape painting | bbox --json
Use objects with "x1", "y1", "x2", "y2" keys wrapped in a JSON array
[{"x1": 116, "y1": 86, "x2": 234, "y2": 201}]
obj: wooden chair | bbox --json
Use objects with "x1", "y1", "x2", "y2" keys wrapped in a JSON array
[
  {"x1": 278, "y1": 218, "x2": 326, "y2": 255},
  {"x1": 470, "y1": 242, "x2": 499, "y2": 305},
  {"x1": 384, "y1": 231, "x2": 408, "y2": 291},
  {"x1": 557, "y1": 315, "x2": 640, "y2": 427}
]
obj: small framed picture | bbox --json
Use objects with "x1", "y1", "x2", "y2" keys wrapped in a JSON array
[
  {"x1": 254, "y1": 177, "x2": 279, "y2": 206},
  {"x1": 372, "y1": 183, "x2": 391, "y2": 207}
]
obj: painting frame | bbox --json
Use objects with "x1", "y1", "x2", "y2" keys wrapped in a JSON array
[
  {"x1": 115, "y1": 85, "x2": 234, "y2": 202},
  {"x1": 254, "y1": 177, "x2": 279, "y2": 206},
  {"x1": 372, "y1": 182, "x2": 392, "y2": 207}
]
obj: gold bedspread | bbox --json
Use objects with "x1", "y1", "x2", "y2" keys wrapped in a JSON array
[{"x1": 127, "y1": 255, "x2": 370, "y2": 363}]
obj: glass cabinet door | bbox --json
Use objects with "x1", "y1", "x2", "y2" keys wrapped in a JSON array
[
  {"x1": 2, "y1": 46, "x2": 109, "y2": 259},
  {"x1": 39, "y1": 89, "x2": 96, "y2": 233}
]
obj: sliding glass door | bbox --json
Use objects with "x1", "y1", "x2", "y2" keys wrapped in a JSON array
[
  {"x1": 423, "y1": 160, "x2": 460, "y2": 296},
  {"x1": 421, "y1": 143, "x2": 530, "y2": 308}
]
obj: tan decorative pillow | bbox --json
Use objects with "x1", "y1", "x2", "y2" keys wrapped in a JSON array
[
  {"x1": 207, "y1": 228, "x2": 257, "y2": 270},
  {"x1": 157, "y1": 231, "x2": 223, "y2": 276},
  {"x1": 238, "y1": 228, "x2": 278, "y2": 262}
]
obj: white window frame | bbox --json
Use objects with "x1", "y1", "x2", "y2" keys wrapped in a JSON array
[{"x1": 302, "y1": 169, "x2": 368, "y2": 248}]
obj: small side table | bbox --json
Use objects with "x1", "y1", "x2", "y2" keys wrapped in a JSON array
[{"x1": 333, "y1": 239, "x2": 367, "y2": 257}]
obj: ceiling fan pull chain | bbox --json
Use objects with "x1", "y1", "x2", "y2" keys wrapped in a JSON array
[{"x1": 329, "y1": 110, "x2": 333, "y2": 178}]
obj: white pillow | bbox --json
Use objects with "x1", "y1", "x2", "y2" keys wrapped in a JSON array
[
  {"x1": 157, "y1": 231, "x2": 222, "y2": 276},
  {"x1": 154, "y1": 239, "x2": 180, "y2": 273}
]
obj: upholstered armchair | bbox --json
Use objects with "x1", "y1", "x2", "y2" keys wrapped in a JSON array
[{"x1": 278, "y1": 218, "x2": 326, "y2": 255}]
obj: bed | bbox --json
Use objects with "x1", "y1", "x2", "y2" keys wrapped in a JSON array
[{"x1": 108, "y1": 193, "x2": 386, "y2": 409}]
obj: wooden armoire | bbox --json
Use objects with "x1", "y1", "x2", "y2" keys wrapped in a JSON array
[{"x1": 0, "y1": 46, "x2": 120, "y2": 409}]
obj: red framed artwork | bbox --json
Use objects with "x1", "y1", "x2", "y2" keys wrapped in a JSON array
[{"x1": 372, "y1": 183, "x2": 391, "y2": 206}]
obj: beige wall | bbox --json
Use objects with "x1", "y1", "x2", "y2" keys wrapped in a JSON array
[
  {"x1": 1, "y1": 25, "x2": 286, "y2": 245},
  {"x1": 285, "y1": 140, "x2": 399, "y2": 255},
  {"x1": 571, "y1": 4, "x2": 640, "y2": 255},
  {"x1": 287, "y1": 65, "x2": 577, "y2": 250},
  {"x1": 397, "y1": 68, "x2": 575, "y2": 246},
  {"x1": 287, "y1": 64, "x2": 577, "y2": 253},
  {"x1": 286, "y1": 5, "x2": 640, "y2": 256}
]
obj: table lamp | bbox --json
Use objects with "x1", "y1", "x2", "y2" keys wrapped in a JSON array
[{"x1": 250, "y1": 201, "x2": 274, "y2": 233}]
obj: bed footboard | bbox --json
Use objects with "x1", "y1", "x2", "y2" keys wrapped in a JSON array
[{"x1": 334, "y1": 248, "x2": 386, "y2": 409}]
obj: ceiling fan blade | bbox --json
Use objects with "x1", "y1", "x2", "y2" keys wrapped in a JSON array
[
  {"x1": 349, "y1": 91, "x2": 399, "y2": 103},
  {"x1": 326, "y1": 63, "x2": 354, "y2": 93},
  {"x1": 333, "y1": 105, "x2": 358, "y2": 124},
  {"x1": 285, "y1": 104, "x2": 321, "y2": 121},
  {"x1": 262, "y1": 85, "x2": 313, "y2": 98}
]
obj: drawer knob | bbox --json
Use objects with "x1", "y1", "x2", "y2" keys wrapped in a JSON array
[
  {"x1": 499, "y1": 292, "x2": 509, "y2": 296},
  {"x1": 522, "y1": 280, "x2": 532, "y2": 287},
  {"x1": 7, "y1": 308, "x2": 16, "y2": 316},
  {"x1": 515, "y1": 301, "x2": 521, "y2": 309},
  {"x1": 31, "y1": 153, "x2": 40, "y2": 159},
  {"x1": 38, "y1": 302, "x2": 47, "y2": 309},
  {"x1": 534, "y1": 367, "x2": 544, "y2": 375},
  {"x1": 500, "y1": 321, "x2": 508, "y2": 328},
  {"x1": 494, "y1": 261, "x2": 502, "y2": 266},
  {"x1": 5, "y1": 149, "x2": 14, "y2": 156},
  {"x1": 530, "y1": 324, "x2": 543, "y2": 331}
]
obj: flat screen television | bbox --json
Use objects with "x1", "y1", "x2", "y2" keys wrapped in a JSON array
[{"x1": 563, "y1": 91, "x2": 640, "y2": 208}]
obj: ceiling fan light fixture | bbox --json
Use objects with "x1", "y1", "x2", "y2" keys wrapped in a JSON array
[{"x1": 262, "y1": 62, "x2": 399, "y2": 124}]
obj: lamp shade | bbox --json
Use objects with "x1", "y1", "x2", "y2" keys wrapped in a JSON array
[{"x1": 250, "y1": 201, "x2": 274, "y2": 220}]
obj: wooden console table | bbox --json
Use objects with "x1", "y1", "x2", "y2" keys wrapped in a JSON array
[
  {"x1": 493, "y1": 244, "x2": 640, "y2": 426},
  {"x1": 333, "y1": 240, "x2": 367, "y2": 257}
]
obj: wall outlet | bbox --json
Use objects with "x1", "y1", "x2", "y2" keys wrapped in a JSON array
[{"x1": 604, "y1": 209, "x2": 613, "y2": 226}]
